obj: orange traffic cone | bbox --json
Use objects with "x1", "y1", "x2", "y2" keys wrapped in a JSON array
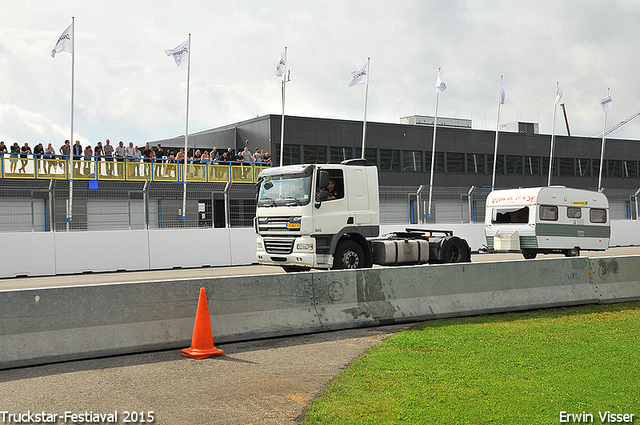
[{"x1": 181, "y1": 287, "x2": 224, "y2": 359}]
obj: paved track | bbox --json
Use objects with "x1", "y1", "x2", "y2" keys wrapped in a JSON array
[{"x1": 3, "y1": 247, "x2": 639, "y2": 291}]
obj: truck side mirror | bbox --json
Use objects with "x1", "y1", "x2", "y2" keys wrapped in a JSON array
[
  {"x1": 318, "y1": 171, "x2": 329, "y2": 189},
  {"x1": 316, "y1": 189, "x2": 329, "y2": 208}
]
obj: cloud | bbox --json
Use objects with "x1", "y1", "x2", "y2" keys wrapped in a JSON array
[{"x1": 2, "y1": 0, "x2": 640, "y2": 147}]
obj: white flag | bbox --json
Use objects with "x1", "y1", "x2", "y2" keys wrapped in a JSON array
[
  {"x1": 435, "y1": 71, "x2": 447, "y2": 94},
  {"x1": 276, "y1": 51, "x2": 286, "y2": 77},
  {"x1": 600, "y1": 95, "x2": 612, "y2": 112},
  {"x1": 499, "y1": 82, "x2": 505, "y2": 105},
  {"x1": 51, "y1": 22, "x2": 73, "y2": 58},
  {"x1": 555, "y1": 86, "x2": 563, "y2": 105},
  {"x1": 165, "y1": 39, "x2": 189, "y2": 66},
  {"x1": 348, "y1": 62, "x2": 368, "y2": 87}
]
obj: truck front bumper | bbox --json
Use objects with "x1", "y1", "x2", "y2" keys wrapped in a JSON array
[{"x1": 256, "y1": 235, "x2": 333, "y2": 269}]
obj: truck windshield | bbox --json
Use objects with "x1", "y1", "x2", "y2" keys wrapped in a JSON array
[{"x1": 258, "y1": 174, "x2": 312, "y2": 207}]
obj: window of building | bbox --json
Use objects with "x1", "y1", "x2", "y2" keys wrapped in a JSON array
[
  {"x1": 506, "y1": 155, "x2": 522, "y2": 175},
  {"x1": 364, "y1": 148, "x2": 377, "y2": 167},
  {"x1": 593, "y1": 159, "x2": 602, "y2": 178},
  {"x1": 330, "y1": 146, "x2": 353, "y2": 164},
  {"x1": 447, "y1": 152, "x2": 464, "y2": 173},
  {"x1": 303, "y1": 145, "x2": 327, "y2": 164},
  {"x1": 403, "y1": 151, "x2": 422, "y2": 172},
  {"x1": 425, "y1": 151, "x2": 444, "y2": 173},
  {"x1": 275, "y1": 144, "x2": 300, "y2": 166},
  {"x1": 539, "y1": 205, "x2": 558, "y2": 221},
  {"x1": 559, "y1": 157, "x2": 574, "y2": 177},
  {"x1": 524, "y1": 156, "x2": 540, "y2": 175},
  {"x1": 487, "y1": 154, "x2": 504, "y2": 175},
  {"x1": 608, "y1": 160, "x2": 622, "y2": 177},
  {"x1": 577, "y1": 159, "x2": 591, "y2": 177},
  {"x1": 590, "y1": 208, "x2": 607, "y2": 223},
  {"x1": 467, "y1": 153, "x2": 484, "y2": 174},
  {"x1": 380, "y1": 149, "x2": 400, "y2": 171},
  {"x1": 567, "y1": 207, "x2": 582, "y2": 219},
  {"x1": 623, "y1": 160, "x2": 638, "y2": 178},
  {"x1": 542, "y1": 157, "x2": 556, "y2": 177}
]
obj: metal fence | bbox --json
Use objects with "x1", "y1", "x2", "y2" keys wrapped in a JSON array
[
  {"x1": 0, "y1": 179, "x2": 637, "y2": 232},
  {"x1": 0, "y1": 154, "x2": 271, "y2": 184}
]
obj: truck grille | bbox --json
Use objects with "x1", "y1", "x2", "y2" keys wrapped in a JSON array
[
  {"x1": 258, "y1": 216, "x2": 293, "y2": 231},
  {"x1": 264, "y1": 237, "x2": 295, "y2": 254}
]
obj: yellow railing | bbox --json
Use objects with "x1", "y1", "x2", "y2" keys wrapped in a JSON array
[{"x1": 0, "y1": 155, "x2": 271, "y2": 183}]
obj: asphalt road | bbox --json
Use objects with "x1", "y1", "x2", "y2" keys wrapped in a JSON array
[
  {"x1": 2, "y1": 246, "x2": 640, "y2": 291},
  {"x1": 0, "y1": 324, "x2": 414, "y2": 425}
]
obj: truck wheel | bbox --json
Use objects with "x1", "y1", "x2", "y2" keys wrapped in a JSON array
[
  {"x1": 282, "y1": 265, "x2": 311, "y2": 273},
  {"x1": 441, "y1": 237, "x2": 470, "y2": 263},
  {"x1": 522, "y1": 249, "x2": 537, "y2": 259},
  {"x1": 333, "y1": 241, "x2": 364, "y2": 270},
  {"x1": 565, "y1": 247, "x2": 580, "y2": 257}
]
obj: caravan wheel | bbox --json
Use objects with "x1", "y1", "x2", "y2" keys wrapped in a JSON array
[{"x1": 565, "y1": 247, "x2": 580, "y2": 257}]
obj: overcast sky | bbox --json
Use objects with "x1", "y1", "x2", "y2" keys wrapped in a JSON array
[{"x1": 2, "y1": 0, "x2": 639, "y2": 148}]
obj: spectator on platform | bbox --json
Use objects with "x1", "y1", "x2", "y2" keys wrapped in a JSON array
[
  {"x1": 19, "y1": 142, "x2": 32, "y2": 174},
  {"x1": 10, "y1": 142, "x2": 20, "y2": 173},
  {"x1": 262, "y1": 152, "x2": 272, "y2": 164},
  {"x1": 83, "y1": 145, "x2": 93, "y2": 175},
  {"x1": 0, "y1": 141, "x2": 7, "y2": 155},
  {"x1": 72, "y1": 141, "x2": 82, "y2": 172},
  {"x1": 154, "y1": 144, "x2": 165, "y2": 178},
  {"x1": 241, "y1": 147, "x2": 253, "y2": 162},
  {"x1": 33, "y1": 143, "x2": 45, "y2": 174},
  {"x1": 103, "y1": 139, "x2": 114, "y2": 175},
  {"x1": 115, "y1": 141, "x2": 126, "y2": 176},
  {"x1": 45, "y1": 143, "x2": 56, "y2": 174},
  {"x1": 210, "y1": 147, "x2": 219, "y2": 160}
]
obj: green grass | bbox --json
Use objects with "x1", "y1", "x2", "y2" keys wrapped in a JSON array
[{"x1": 302, "y1": 302, "x2": 640, "y2": 424}]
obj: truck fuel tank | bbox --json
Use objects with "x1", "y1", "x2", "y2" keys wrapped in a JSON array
[{"x1": 370, "y1": 238, "x2": 430, "y2": 266}]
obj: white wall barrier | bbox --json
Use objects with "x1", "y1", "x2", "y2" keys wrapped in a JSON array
[
  {"x1": 0, "y1": 221, "x2": 638, "y2": 278},
  {"x1": 1, "y1": 255, "x2": 639, "y2": 369}
]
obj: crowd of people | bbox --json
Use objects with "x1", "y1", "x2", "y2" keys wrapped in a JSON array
[{"x1": 0, "y1": 139, "x2": 272, "y2": 177}]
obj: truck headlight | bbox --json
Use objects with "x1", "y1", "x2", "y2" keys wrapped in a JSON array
[{"x1": 296, "y1": 243, "x2": 313, "y2": 251}]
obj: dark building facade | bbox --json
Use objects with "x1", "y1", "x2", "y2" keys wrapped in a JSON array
[{"x1": 156, "y1": 114, "x2": 640, "y2": 191}]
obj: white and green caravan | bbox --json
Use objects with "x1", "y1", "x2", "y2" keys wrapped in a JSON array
[{"x1": 485, "y1": 186, "x2": 610, "y2": 259}]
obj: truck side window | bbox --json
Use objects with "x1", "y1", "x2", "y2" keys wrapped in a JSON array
[
  {"x1": 322, "y1": 170, "x2": 344, "y2": 201},
  {"x1": 567, "y1": 207, "x2": 582, "y2": 219},
  {"x1": 539, "y1": 205, "x2": 558, "y2": 221},
  {"x1": 590, "y1": 208, "x2": 607, "y2": 223}
]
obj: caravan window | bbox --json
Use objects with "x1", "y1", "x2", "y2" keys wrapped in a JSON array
[
  {"x1": 567, "y1": 207, "x2": 582, "y2": 219},
  {"x1": 492, "y1": 207, "x2": 529, "y2": 224},
  {"x1": 539, "y1": 205, "x2": 558, "y2": 221},
  {"x1": 590, "y1": 208, "x2": 607, "y2": 223}
]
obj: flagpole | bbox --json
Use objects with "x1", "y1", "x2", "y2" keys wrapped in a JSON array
[
  {"x1": 427, "y1": 68, "x2": 443, "y2": 219},
  {"x1": 548, "y1": 82, "x2": 559, "y2": 186},
  {"x1": 598, "y1": 88, "x2": 610, "y2": 192},
  {"x1": 360, "y1": 57, "x2": 370, "y2": 159},
  {"x1": 68, "y1": 16, "x2": 75, "y2": 227},
  {"x1": 279, "y1": 46, "x2": 287, "y2": 167},
  {"x1": 181, "y1": 33, "x2": 191, "y2": 221},
  {"x1": 491, "y1": 75, "x2": 503, "y2": 191}
]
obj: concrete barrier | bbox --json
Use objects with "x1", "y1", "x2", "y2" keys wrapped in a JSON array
[
  {"x1": 1, "y1": 220, "x2": 638, "y2": 278},
  {"x1": 1, "y1": 256, "x2": 639, "y2": 370}
]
